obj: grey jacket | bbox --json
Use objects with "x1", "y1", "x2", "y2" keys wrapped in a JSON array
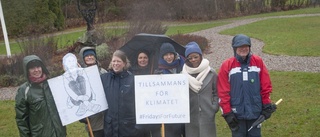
[
  {"x1": 15, "y1": 55, "x2": 66, "y2": 137},
  {"x1": 185, "y1": 68, "x2": 219, "y2": 137},
  {"x1": 79, "y1": 47, "x2": 107, "y2": 131}
]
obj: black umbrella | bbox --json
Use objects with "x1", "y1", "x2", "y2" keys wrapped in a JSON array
[
  {"x1": 247, "y1": 115, "x2": 265, "y2": 132},
  {"x1": 119, "y1": 33, "x2": 186, "y2": 74},
  {"x1": 248, "y1": 99, "x2": 283, "y2": 131}
]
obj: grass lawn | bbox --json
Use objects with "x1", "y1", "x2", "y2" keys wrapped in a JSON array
[
  {"x1": 215, "y1": 71, "x2": 320, "y2": 137},
  {"x1": 1, "y1": 71, "x2": 319, "y2": 136},
  {"x1": 220, "y1": 16, "x2": 320, "y2": 56},
  {"x1": 165, "y1": 22, "x2": 229, "y2": 36},
  {"x1": 225, "y1": 6, "x2": 320, "y2": 20},
  {"x1": 0, "y1": 28, "x2": 128, "y2": 55},
  {"x1": 0, "y1": 100, "x2": 87, "y2": 136}
]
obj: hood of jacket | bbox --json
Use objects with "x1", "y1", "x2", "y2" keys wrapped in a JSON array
[
  {"x1": 231, "y1": 34, "x2": 252, "y2": 62},
  {"x1": 232, "y1": 34, "x2": 251, "y2": 48},
  {"x1": 23, "y1": 55, "x2": 49, "y2": 82},
  {"x1": 79, "y1": 46, "x2": 97, "y2": 67}
]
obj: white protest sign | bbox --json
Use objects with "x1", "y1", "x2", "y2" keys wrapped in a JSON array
[
  {"x1": 135, "y1": 74, "x2": 189, "y2": 124},
  {"x1": 48, "y1": 65, "x2": 108, "y2": 126}
]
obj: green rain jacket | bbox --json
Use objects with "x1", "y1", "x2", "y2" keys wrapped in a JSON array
[{"x1": 15, "y1": 55, "x2": 66, "y2": 137}]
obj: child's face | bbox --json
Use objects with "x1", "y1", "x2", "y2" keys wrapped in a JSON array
[{"x1": 163, "y1": 53, "x2": 175, "y2": 63}]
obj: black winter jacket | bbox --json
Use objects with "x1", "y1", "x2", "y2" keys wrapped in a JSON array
[{"x1": 101, "y1": 70, "x2": 141, "y2": 137}]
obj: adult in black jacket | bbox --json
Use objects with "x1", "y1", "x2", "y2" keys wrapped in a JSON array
[
  {"x1": 101, "y1": 50, "x2": 142, "y2": 137},
  {"x1": 130, "y1": 49, "x2": 152, "y2": 75}
]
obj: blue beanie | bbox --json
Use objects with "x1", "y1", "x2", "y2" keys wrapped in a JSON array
[
  {"x1": 160, "y1": 43, "x2": 176, "y2": 58},
  {"x1": 185, "y1": 42, "x2": 202, "y2": 57},
  {"x1": 83, "y1": 49, "x2": 96, "y2": 58}
]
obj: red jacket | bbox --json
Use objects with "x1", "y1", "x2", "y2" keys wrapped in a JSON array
[{"x1": 217, "y1": 54, "x2": 272, "y2": 119}]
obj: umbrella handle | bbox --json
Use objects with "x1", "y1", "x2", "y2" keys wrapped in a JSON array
[
  {"x1": 275, "y1": 98, "x2": 283, "y2": 105},
  {"x1": 150, "y1": 54, "x2": 154, "y2": 74},
  {"x1": 248, "y1": 99, "x2": 282, "y2": 132}
]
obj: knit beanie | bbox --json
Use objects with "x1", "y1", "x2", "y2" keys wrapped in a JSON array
[
  {"x1": 160, "y1": 43, "x2": 176, "y2": 58},
  {"x1": 185, "y1": 42, "x2": 202, "y2": 57},
  {"x1": 83, "y1": 49, "x2": 96, "y2": 58}
]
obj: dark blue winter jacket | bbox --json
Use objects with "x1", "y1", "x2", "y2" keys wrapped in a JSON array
[{"x1": 101, "y1": 70, "x2": 141, "y2": 137}]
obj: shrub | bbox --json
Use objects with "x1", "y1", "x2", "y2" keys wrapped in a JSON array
[
  {"x1": 0, "y1": 75, "x2": 22, "y2": 87},
  {"x1": 96, "y1": 43, "x2": 111, "y2": 69},
  {"x1": 0, "y1": 55, "x2": 24, "y2": 76},
  {"x1": 126, "y1": 20, "x2": 167, "y2": 41},
  {"x1": 0, "y1": 35, "x2": 60, "y2": 86},
  {"x1": 170, "y1": 34, "x2": 209, "y2": 53},
  {"x1": 17, "y1": 35, "x2": 58, "y2": 62}
]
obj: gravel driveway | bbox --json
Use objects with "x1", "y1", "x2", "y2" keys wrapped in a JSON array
[
  {"x1": 1, "y1": 14, "x2": 320, "y2": 101},
  {"x1": 191, "y1": 13, "x2": 320, "y2": 72}
]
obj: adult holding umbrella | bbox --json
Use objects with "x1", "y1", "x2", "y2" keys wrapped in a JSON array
[
  {"x1": 129, "y1": 49, "x2": 152, "y2": 75},
  {"x1": 217, "y1": 34, "x2": 277, "y2": 137},
  {"x1": 129, "y1": 50, "x2": 152, "y2": 137}
]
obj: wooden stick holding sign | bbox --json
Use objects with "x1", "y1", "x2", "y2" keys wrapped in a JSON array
[
  {"x1": 161, "y1": 123, "x2": 165, "y2": 137},
  {"x1": 86, "y1": 117, "x2": 94, "y2": 137}
]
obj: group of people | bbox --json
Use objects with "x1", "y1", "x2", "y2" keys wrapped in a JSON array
[{"x1": 15, "y1": 34, "x2": 277, "y2": 137}]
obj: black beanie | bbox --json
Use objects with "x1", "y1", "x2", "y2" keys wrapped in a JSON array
[{"x1": 160, "y1": 43, "x2": 176, "y2": 58}]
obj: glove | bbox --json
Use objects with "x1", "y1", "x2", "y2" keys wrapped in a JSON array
[
  {"x1": 261, "y1": 103, "x2": 277, "y2": 120},
  {"x1": 79, "y1": 118, "x2": 88, "y2": 124},
  {"x1": 222, "y1": 112, "x2": 239, "y2": 131},
  {"x1": 153, "y1": 69, "x2": 163, "y2": 74}
]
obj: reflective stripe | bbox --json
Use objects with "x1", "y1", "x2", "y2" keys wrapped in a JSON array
[
  {"x1": 228, "y1": 66, "x2": 261, "y2": 81},
  {"x1": 248, "y1": 66, "x2": 261, "y2": 73},
  {"x1": 25, "y1": 86, "x2": 30, "y2": 100},
  {"x1": 229, "y1": 67, "x2": 241, "y2": 81}
]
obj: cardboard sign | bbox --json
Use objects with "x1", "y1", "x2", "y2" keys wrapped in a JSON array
[
  {"x1": 135, "y1": 74, "x2": 189, "y2": 124},
  {"x1": 48, "y1": 65, "x2": 108, "y2": 126}
]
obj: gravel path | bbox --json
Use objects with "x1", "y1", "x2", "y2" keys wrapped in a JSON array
[
  {"x1": 0, "y1": 87, "x2": 18, "y2": 100},
  {"x1": 191, "y1": 13, "x2": 320, "y2": 72},
  {"x1": 1, "y1": 14, "x2": 320, "y2": 101}
]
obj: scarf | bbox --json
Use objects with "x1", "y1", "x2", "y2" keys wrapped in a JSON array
[
  {"x1": 29, "y1": 73, "x2": 48, "y2": 84},
  {"x1": 158, "y1": 55, "x2": 184, "y2": 74},
  {"x1": 158, "y1": 57, "x2": 180, "y2": 69},
  {"x1": 182, "y1": 59, "x2": 211, "y2": 93}
]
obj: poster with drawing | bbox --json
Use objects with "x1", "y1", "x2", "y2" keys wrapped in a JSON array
[{"x1": 48, "y1": 53, "x2": 108, "y2": 126}]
